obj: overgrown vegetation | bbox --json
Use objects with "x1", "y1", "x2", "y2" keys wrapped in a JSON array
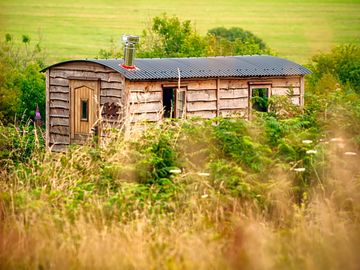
[
  {"x1": 0, "y1": 34, "x2": 46, "y2": 124},
  {"x1": 1, "y1": 39, "x2": 360, "y2": 269}
]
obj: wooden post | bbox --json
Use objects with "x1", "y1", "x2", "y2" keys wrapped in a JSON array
[
  {"x1": 216, "y1": 78, "x2": 220, "y2": 117},
  {"x1": 45, "y1": 70, "x2": 50, "y2": 150},
  {"x1": 300, "y1": 76, "x2": 305, "y2": 107}
]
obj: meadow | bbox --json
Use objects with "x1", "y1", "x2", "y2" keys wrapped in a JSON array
[{"x1": 0, "y1": 0, "x2": 359, "y2": 63}]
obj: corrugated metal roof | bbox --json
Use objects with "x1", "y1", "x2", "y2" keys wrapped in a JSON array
[{"x1": 42, "y1": 55, "x2": 311, "y2": 80}]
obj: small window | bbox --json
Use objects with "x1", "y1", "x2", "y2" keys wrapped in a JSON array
[
  {"x1": 81, "y1": 99, "x2": 89, "y2": 121},
  {"x1": 252, "y1": 88, "x2": 269, "y2": 112}
]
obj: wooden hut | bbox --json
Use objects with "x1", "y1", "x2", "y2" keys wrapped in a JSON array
[{"x1": 42, "y1": 54, "x2": 310, "y2": 151}]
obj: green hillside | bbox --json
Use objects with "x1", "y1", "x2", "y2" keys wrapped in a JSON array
[{"x1": 0, "y1": 0, "x2": 359, "y2": 63}]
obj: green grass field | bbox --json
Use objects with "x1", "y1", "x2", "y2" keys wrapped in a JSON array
[{"x1": 0, "y1": 0, "x2": 359, "y2": 64}]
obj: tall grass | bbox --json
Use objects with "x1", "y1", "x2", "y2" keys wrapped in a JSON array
[{"x1": 1, "y1": 91, "x2": 360, "y2": 269}]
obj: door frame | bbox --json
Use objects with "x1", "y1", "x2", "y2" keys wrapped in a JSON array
[
  {"x1": 69, "y1": 79, "x2": 100, "y2": 142},
  {"x1": 161, "y1": 84, "x2": 187, "y2": 119},
  {"x1": 248, "y1": 82, "x2": 272, "y2": 120}
]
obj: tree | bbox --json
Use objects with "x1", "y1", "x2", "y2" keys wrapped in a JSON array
[
  {"x1": 307, "y1": 44, "x2": 360, "y2": 94},
  {"x1": 137, "y1": 14, "x2": 207, "y2": 58},
  {"x1": 206, "y1": 27, "x2": 272, "y2": 56}
]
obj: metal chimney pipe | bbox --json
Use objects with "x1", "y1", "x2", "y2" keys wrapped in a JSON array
[{"x1": 122, "y1": 35, "x2": 139, "y2": 69}]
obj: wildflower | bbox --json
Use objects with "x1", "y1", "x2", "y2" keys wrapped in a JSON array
[
  {"x1": 293, "y1": 168, "x2": 306, "y2": 172},
  {"x1": 197, "y1": 173, "x2": 210, "y2": 177},
  {"x1": 169, "y1": 169, "x2": 181, "y2": 174},
  {"x1": 306, "y1": 150, "x2": 317, "y2": 154},
  {"x1": 201, "y1": 194, "x2": 209, "y2": 199},
  {"x1": 302, "y1": 140, "x2": 313, "y2": 144},
  {"x1": 344, "y1": 152, "x2": 357, "y2": 156}
]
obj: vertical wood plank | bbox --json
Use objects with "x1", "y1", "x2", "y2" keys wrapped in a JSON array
[
  {"x1": 216, "y1": 78, "x2": 220, "y2": 117},
  {"x1": 45, "y1": 70, "x2": 50, "y2": 149},
  {"x1": 300, "y1": 76, "x2": 305, "y2": 107}
]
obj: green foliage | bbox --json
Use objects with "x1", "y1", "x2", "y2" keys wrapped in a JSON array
[
  {"x1": 206, "y1": 27, "x2": 272, "y2": 56},
  {"x1": 213, "y1": 118, "x2": 271, "y2": 172},
  {"x1": 138, "y1": 14, "x2": 207, "y2": 58},
  {"x1": 0, "y1": 34, "x2": 46, "y2": 124},
  {"x1": 0, "y1": 122, "x2": 45, "y2": 166},
  {"x1": 307, "y1": 44, "x2": 360, "y2": 94},
  {"x1": 133, "y1": 126, "x2": 179, "y2": 185}
]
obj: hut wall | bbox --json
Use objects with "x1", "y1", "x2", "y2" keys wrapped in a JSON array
[
  {"x1": 126, "y1": 76, "x2": 303, "y2": 122},
  {"x1": 47, "y1": 62, "x2": 125, "y2": 151}
]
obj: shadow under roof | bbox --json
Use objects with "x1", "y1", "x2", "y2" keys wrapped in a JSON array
[{"x1": 42, "y1": 55, "x2": 311, "y2": 80}]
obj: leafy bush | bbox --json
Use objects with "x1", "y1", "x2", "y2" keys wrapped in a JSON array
[
  {"x1": 0, "y1": 34, "x2": 46, "y2": 124},
  {"x1": 307, "y1": 44, "x2": 360, "y2": 93}
]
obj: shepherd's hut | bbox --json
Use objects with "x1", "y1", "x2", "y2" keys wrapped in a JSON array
[{"x1": 42, "y1": 35, "x2": 311, "y2": 151}]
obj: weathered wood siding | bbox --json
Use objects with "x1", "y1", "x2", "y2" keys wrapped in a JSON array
[
  {"x1": 126, "y1": 76, "x2": 303, "y2": 122},
  {"x1": 47, "y1": 62, "x2": 125, "y2": 151}
]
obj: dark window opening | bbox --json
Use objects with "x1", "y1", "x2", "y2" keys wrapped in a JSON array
[
  {"x1": 252, "y1": 88, "x2": 269, "y2": 112},
  {"x1": 163, "y1": 87, "x2": 175, "y2": 118},
  {"x1": 81, "y1": 99, "x2": 89, "y2": 121}
]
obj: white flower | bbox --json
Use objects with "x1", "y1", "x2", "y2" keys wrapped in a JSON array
[
  {"x1": 197, "y1": 173, "x2": 210, "y2": 177},
  {"x1": 302, "y1": 140, "x2": 313, "y2": 144},
  {"x1": 201, "y1": 194, "x2": 209, "y2": 199},
  {"x1": 293, "y1": 168, "x2": 306, "y2": 172},
  {"x1": 169, "y1": 169, "x2": 182, "y2": 174},
  {"x1": 344, "y1": 152, "x2": 357, "y2": 156},
  {"x1": 306, "y1": 150, "x2": 317, "y2": 154}
]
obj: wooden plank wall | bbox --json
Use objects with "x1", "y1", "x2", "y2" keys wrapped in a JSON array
[
  {"x1": 126, "y1": 76, "x2": 302, "y2": 122},
  {"x1": 47, "y1": 62, "x2": 125, "y2": 151}
]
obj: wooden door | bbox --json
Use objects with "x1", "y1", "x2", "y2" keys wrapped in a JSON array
[{"x1": 70, "y1": 80, "x2": 99, "y2": 143}]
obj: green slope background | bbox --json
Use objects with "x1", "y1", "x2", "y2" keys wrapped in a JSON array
[{"x1": 0, "y1": 0, "x2": 359, "y2": 64}]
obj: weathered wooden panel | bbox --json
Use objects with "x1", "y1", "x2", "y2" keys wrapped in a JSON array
[
  {"x1": 108, "y1": 73, "x2": 124, "y2": 83},
  {"x1": 269, "y1": 77, "x2": 300, "y2": 87},
  {"x1": 130, "y1": 91, "x2": 162, "y2": 103},
  {"x1": 50, "y1": 108, "x2": 69, "y2": 116},
  {"x1": 50, "y1": 92, "x2": 68, "y2": 100},
  {"x1": 50, "y1": 117, "x2": 69, "y2": 126},
  {"x1": 187, "y1": 101, "x2": 217, "y2": 112},
  {"x1": 50, "y1": 100, "x2": 69, "y2": 109},
  {"x1": 100, "y1": 97, "x2": 122, "y2": 106},
  {"x1": 291, "y1": 96, "x2": 300, "y2": 105},
  {"x1": 50, "y1": 78, "x2": 69, "y2": 87},
  {"x1": 219, "y1": 89, "x2": 248, "y2": 99},
  {"x1": 130, "y1": 112, "x2": 161, "y2": 122},
  {"x1": 220, "y1": 109, "x2": 248, "y2": 117},
  {"x1": 101, "y1": 81, "x2": 123, "y2": 90},
  {"x1": 50, "y1": 134, "x2": 70, "y2": 144},
  {"x1": 220, "y1": 79, "x2": 248, "y2": 89},
  {"x1": 50, "y1": 126, "x2": 70, "y2": 135},
  {"x1": 219, "y1": 98, "x2": 248, "y2": 109},
  {"x1": 127, "y1": 81, "x2": 162, "y2": 92},
  {"x1": 49, "y1": 85, "x2": 69, "y2": 93},
  {"x1": 272, "y1": 87, "x2": 300, "y2": 95},
  {"x1": 187, "y1": 110, "x2": 217, "y2": 119},
  {"x1": 187, "y1": 90, "x2": 216, "y2": 102},
  {"x1": 187, "y1": 80, "x2": 217, "y2": 90},
  {"x1": 130, "y1": 102, "x2": 163, "y2": 114},
  {"x1": 49, "y1": 144, "x2": 68, "y2": 152},
  {"x1": 53, "y1": 62, "x2": 112, "y2": 73},
  {"x1": 101, "y1": 89, "x2": 122, "y2": 98}
]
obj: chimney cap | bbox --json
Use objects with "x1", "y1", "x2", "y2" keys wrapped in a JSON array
[{"x1": 122, "y1": 34, "x2": 139, "y2": 44}]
